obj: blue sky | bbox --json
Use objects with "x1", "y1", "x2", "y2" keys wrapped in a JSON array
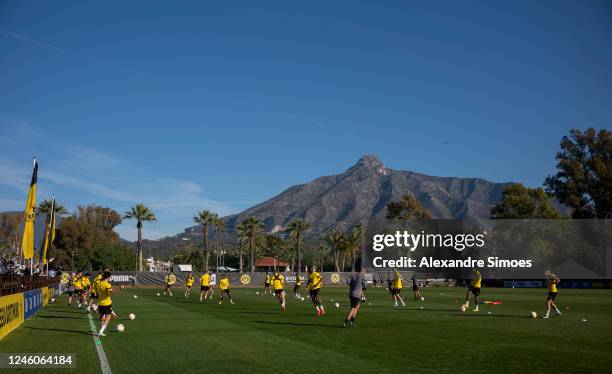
[{"x1": 1, "y1": 1, "x2": 611, "y2": 240}]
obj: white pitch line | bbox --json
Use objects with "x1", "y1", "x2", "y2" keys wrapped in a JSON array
[{"x1": 87, "y1": 312, "x2": 113, "y2": 374}]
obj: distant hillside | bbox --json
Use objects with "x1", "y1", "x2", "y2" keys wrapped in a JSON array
[{"x1": 143, "y1": 155, "x2": 512, "y2": 258}]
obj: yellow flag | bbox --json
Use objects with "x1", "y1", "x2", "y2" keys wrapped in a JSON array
[
  {"x1": 42, "y1": 196, "x2": 56, "y2": 265},
  {"x1": 21, "y1": 158, "x2": 38, "y2": 260}
]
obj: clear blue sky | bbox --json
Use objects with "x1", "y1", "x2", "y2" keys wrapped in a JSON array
[{"x1": 1, "y1": 1, "x2": 611, "y2": 240}]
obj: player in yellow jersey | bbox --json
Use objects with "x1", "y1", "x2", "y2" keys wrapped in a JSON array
[
  {"x1": 67, "y1": 272, "x2": 77, "y2": 306},
  {"x1": 87, "y1": 271, "x2": 104, "y2": 312},
  {"x1": 164, "y1": 271, "x2": 176, "y2": 296},
  {"x1": 463, "y1": 268, "x2": 482, "y2": 312},
  {"x1": 184, "y1": 272, "x2": 195, "y2": 298},
  {"x1": 293, "y1": 272, "x2": 302, "y2": 299},
  {"x1": 81, "y1": 273, "x2": 91, "y2": 307},
  {"x1": 95, "y1": 271, "x2": 124, "y2": 337},
  {"x1": 73, "y1": 271, "x2": 85, "y2": 308},
  {"x1": 391, "y1": 271, "x2": 406, "y2": 307},
  {"x1": 218, "y1": 274, "x2": 234, "y2": 305},
  {"x1": 199, "y1": 271, "x2": 213, "y2": 301},
  {"x1": 544, "y1": 271, "x2": 562, "y2": 319},
  {"x1": 272, "y1": 272, "x2": 286, "y2": 311},
  {"x1": 264, "y1": 272, "x2": 272, "y2": 295},
  {"x1": 307, "y1": 267, "x2": 325, "y2": 316}
]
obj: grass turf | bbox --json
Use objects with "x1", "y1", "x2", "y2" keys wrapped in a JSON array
[{"x1": 1, "y1": 286, "x2": 611, "y2": 373}]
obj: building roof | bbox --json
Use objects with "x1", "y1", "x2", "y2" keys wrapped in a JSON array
[{"x1": 255, "y1": 257, "x2": 288, "y2": 267}]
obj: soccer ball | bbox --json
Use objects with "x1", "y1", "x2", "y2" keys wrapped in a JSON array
[
  {"x1": 256, "y1": 292, "x2": 259, "y2": 295},
  {"x1": 420, "y1": 297, "x2": 425, "y2": 301},
  {"x1": 117, "y1": 324, "x2": 125, "y2": 332},
  {"x1": 300, "y1": 297, "x2": 305, "y2": 301},
  {"x1": 460, "y1": 305, "x2": 467, "y2": 312},
  {"x1": 156, "y1": 293, "x2": 160, "y2": 297},
  {"x1": 50, "y1": 298, "x2": 55, "y2": 303},
  {"x1": 419, "y1": 306, "x2": 424, "y2": 310},
  {"x1": 128, "y1": 313, "x2": 136, "y2": 320},
  {"x1": 334, "y1": 302, "x2": 340, "y2": 308},
  {"x1": 531, "y1": 311, "x2": 537, "y2": 319},
  {"x1": 133, "y1": 295, "x2": 138, "y2": 299}
]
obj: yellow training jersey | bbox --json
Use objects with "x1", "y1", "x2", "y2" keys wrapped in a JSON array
[
  {"x1": 266, "y1": 275, "x2": 272, "y2": 284},
  {"x1": 308, "y1": 272, "x2": 322, "y2": 290},
  {"x1": 470, "y1": 271, "x2": 482, "y2": 288},
  {"x1": 97, "y1": 280, "x2": 113, "y2": 306},
  {"x1": 295, "y1": 275, "x2": 301, "y2": 286},
  {"x1": 92, "y1": 274, "x2": 103, "y2": 295},
  {"x1": 166, "y1": 274, "x2": 176, "y2": 285},
  {"x1": 272, "y1": 274, "x2": 284, "y2": 290},
  {"x1": 60, "y1": 273, "x2": 70, "y2": 285},
  {"x1": 73, "y1": 276, "x2": 83, "y2": 290},
  {"x1": 200, "y1": 273, "x2": 210, "y2": 286},
  {"x1": 82, "y1": 276, "x2": 91, "y2": 289},
  {"x1": 393, "y1": 274, "x2": 403, "y2": 289},
  {"x1": 547, "y1": 279, "x2": 558, "y2": 293},
  {"x1": 186, "y1": 275, "x2": 194, "y2": 287},
  {"x1": 219, "y1": 278, "x2": 229, "y2": 290}
]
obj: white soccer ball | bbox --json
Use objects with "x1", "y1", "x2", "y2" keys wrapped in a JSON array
[
  {"x1": 300, "y1": 297, "x2": 304, "y2": 301},
  {"x1": 156, "y1": 293, "x2": 160, "y2": 296},
  {"x1": 460, "y1": 305, "x2": 467, "y2": 312},
  {"x1": 50, "y1": 298, "x2": 55, "y2": 303},
  {"x1": 334, "y1": 302, "x2": 340, "y2": 308},
  {"x1": 420, "y1": 297, "x2": 425, "y2": 301},
  {"x1": 128, "y1": 313, "x2": 135, "y2": 320},
  {"x1": 419, "y1": 306, "x2": 424, "y2": 310},
  {"x1": 117, "y1": 324, "x2": 125, "y2": 332},
  {"x1": 581, "y1": 318, "x2": 587, "y2": 322},
  {"x1": 133, "y1": 295, "x2": 138, "y2": 299},
  {"x1": 531, "y1": 311, "x2": 537, "y2": 319},
  {"x1": 256, "y1": 292, "x2": 259, "y2": 295}
]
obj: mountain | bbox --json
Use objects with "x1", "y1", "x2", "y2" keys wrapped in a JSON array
[{"x1": 179, "y1": 155, "x2": 510, "y2": 240}]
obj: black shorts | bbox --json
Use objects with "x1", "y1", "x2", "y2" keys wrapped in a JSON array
[
  {"x1": 413, "y1": 285, "x2": 419, "y2": 291},
  {"x1": 471, "y1": 287, "x2": 481, "y2": 296},
  {"x1": 392, "y1": 288, "x2": 401, "y2": 295},
  {"x1": 309, "y1": 289, "x2": 320, "y2": 298},
  {"x1": 350, "y1": 296, "x2": 361, "y2": 308},
  {"x1": 68, "y1": 290, "x2": 74, "y2": 296},
  {"x1": 275, "y1": 289, "x2": 284, "y2": 296},
  {"x1": 294, "y1": 284, "x2": 300, "y2": 290},
  {"x1": 221, "y1": 289, "x2": 231, "y2": 298},
  {"x1": 201, "y1": 286, "x2": 210, "y2": 292},
  {"x1": 98, "y1": 305, "x2": 113, "y2": 315},
  {"x1": 90, "y1": 293, "x2": 97, "y2": 299},
  {"x1": 547, "y1": 292, "x2": 557, "y2": 301},
  {"x1": 165, "y1": 284, "x2": 172, "y2": 288},
  {"x1": 264, "y1": 283, "x2": 270, "y2": 287},
  {"x1": 186, "y1": 285, "x2": 192, "y2": 289}
]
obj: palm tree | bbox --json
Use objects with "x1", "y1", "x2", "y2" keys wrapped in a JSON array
[
  {"x1": 286, "y1": 219, "x2": 311, "y2": 273},
  {"x1": 242, "y1": 216, "x2": 264, "y2": 272},
  {"x1": 236, "y1": 222, "x2": 247, "y2": 273},
  {"x1": 123, "y1": 204, "x2": 157, "y2": 271},
  {"x1": 344, "y1": 225, "x2": 363, "y2": 272},
  {"x1": 193, "y1": 210, "x2": 218, "y2": 272},
  {"x1": 213, "y1": 217, "x2": 226, "y2": 269},
  {"x1": 322, "y1": 229, "x2": 344, "y2": 272},
  {"x1": 37, "y1": 198, "x2": 69, "y2": 220},
  {"x1": 37, "y1": 198, "x2": 69, "y2": 272}
]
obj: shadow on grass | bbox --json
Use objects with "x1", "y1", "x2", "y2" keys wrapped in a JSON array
[
  {"x1": 438, "y1": 313, "x2": 531, "y2": 319},
  {"x1": 25, "y1": 326, "x2": 92, "y2": 336},
  {"x1": 251, "y1": 320, "x2": 342, "y2": 328},
  {"x1": 36, "y1": 315, "x2": 84, "y2": 320}
]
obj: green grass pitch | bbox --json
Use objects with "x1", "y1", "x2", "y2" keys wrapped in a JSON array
[{"x1": 2, "y1": 287, "x2": 611, "y2": 373}]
